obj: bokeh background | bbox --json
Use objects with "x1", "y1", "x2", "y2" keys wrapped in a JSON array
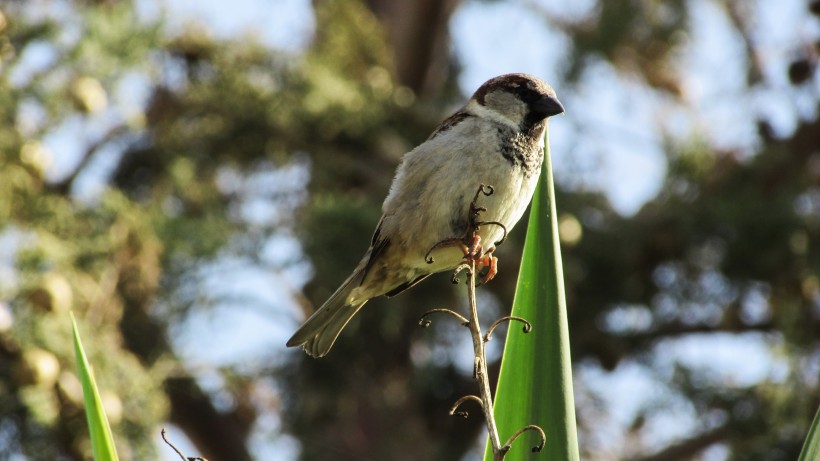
[{"x1": 1, "y1": 0, "x2": 819, "y2": 460}]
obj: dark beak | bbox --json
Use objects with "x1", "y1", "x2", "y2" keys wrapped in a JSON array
[{"x1": 533, "y1": 95, "x2": 564, "y2": 117}]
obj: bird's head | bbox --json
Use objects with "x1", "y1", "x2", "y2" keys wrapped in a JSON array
[{"x1": 469, "y1": 73, "x2": 564, "y2": 134}]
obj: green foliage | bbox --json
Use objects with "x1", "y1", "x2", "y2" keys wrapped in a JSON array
[
  {"x1": 487, "y1": 138, "x2": 579, "y2": 460},
  {"x1": 566, "y1": 0, "x2": 687, "y2": 92},
  {"x1": 71, "y1": 312, "x2": 119, "y2": 461},
  {"x1": 2, "y1": 182, "x2": 169, "y2": 458}
]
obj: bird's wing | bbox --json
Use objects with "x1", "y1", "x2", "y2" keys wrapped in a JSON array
[
  {"x1": 362, "y1": 217, "x2": 390, "y2": 281},
  {"x1": 384, "y1": 273, "x2": 431, "y2": 298}
]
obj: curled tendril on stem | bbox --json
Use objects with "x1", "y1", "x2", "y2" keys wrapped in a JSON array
[
  {"x1": 484, "y1": 316, "x2": 533, "y2": 343},
  {"x1": 500, "y1": 425, "x2": 547, "y2": 455},
  {"x1": 475, "y1": 220, "x2": 508, "y2": 246},
  {"x1": 449, "y1": 395, "x2": 484, "y2": 419},
  {"x1": 451, "y1": 263, "x2": 473, "y2": 284},
  {"x1": 425, "y1": 237, "x2": 467, "y2": 264},
  {"x1": 418, "y1": 308, "x2": 470, "y2": 328},
  {"x1": 425, "y1": 184, "x2": 508, "y2": 268},
  {"x1": 473, "y1": 183, "x2": 494, "y2": 202}
]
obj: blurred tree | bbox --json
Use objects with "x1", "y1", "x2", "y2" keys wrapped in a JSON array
[{"x1": 1, "y1": 0, "x2": 819, "y2": 460}]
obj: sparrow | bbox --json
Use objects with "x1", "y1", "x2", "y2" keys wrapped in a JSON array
[{"x1": 287, "y1": 73, "x2": 564, "y2": 357}]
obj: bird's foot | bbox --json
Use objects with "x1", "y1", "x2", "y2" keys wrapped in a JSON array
[
  {"x1": 479, "y1": 254, "x2": 498, "y2": 284},
  {"x1": 475, "y1": 244, "x2": 497, "y2": 285},
  {"x1": 464, "y1": 234, "x2": 482, "y2": 260},
  {"x1": 426, "y1": 184, "x2": 503, "y2": 283},
  {"x1": 460, "y1": 238, "x2": 497, "y2": 285}
]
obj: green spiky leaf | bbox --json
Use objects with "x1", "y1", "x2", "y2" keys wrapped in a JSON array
[
  {"x1": 71, "y1": 312, "x2": 120, "y2": 461},
  {"x1": 486, "y1": 134, "x2": 580, "y2": 460},
  {"x1": 798, "y1": 404, "x2": 820, "y2": 461}
]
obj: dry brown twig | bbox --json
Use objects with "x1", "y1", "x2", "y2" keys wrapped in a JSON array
[{"x1": 161, "y1": 428, "x2": 209, "y2": 461}]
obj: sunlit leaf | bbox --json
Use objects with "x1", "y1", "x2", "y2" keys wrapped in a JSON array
[
  {"x1": 798, "y1": 404, "x2": 820, "y2": 461},
  {"x1": 486, "y1": 134, "x2": 580, "y2": 460},
  {"x1": 71, "y1": 312, "x2": 120, "y2": 461}
]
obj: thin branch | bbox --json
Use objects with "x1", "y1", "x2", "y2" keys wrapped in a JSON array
[
  {"x1": 630, "y1": 425, "x2": 729, "y2": 461},
  {"x1": 421, "y1": 184, "x2": 544, "y2": 460},
  {"x1": 463, "y1": 260, "x2": 503, "y2": 458},
  {"x1": 621, "y1": 319, "x2": 775, "y2": 346},
  {"x1": 722, "y1": 0, "x2": 764, "y2": 85},
  {"x1": 161, "y1": 428, "x2": 209, "y2": 461}
]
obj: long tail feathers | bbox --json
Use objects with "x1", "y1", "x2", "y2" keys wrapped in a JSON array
[{"x1": 286, "y1": 268, "x2": 367, "y2": 358}]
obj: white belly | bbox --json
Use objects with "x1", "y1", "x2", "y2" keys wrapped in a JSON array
[{"x1": 411, "y1": 155, "x2": 540, "y2": 272}]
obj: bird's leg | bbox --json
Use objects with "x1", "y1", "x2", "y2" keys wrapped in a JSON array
[
  {"x1": 461, "y1": 184, "x2": 502, "y2": 284},
  {"x1": 459, "y1": 232, "x2": 497, "y2": 284},
  {"x1": 466, "y1": 234, "x2": 482, "y2": 260},
  {"x1": 475, "y1": 244, "x2": 498, "y2": 285},
  {"x1": 425, "y1": 184, "x2": 504, "y2": 282}
]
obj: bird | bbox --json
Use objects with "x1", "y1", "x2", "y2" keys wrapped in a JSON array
[{"x1": 287, "y1": 73, "x2": 564, "y2": 357}]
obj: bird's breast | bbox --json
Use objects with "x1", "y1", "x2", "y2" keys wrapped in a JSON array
[{"x1": 496, "y1": 125, "x2": 545, "y2": 178}]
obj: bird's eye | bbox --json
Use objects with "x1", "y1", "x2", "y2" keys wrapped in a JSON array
[{"x1": 514, "y1": 86, "x2": 538, "y2": 103}]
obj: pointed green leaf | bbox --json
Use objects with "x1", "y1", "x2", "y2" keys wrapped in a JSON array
[
  {"x1": 71, "y1": 312, "x2": 120, "y2": 461},
  {"x1": 798, "y1": 404, "x2": 820, "y2": 461},
  {"x1": 486, "y1": 135, "x2": 579, "y2": 460}
]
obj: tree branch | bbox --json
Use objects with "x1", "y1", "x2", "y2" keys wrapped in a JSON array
[
  {"x1": 119, "y1": 284, "x2": 253, "y2": 461},
  {"x1": 630, "y1": 425, "x2": 730, "y2": 461}
]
